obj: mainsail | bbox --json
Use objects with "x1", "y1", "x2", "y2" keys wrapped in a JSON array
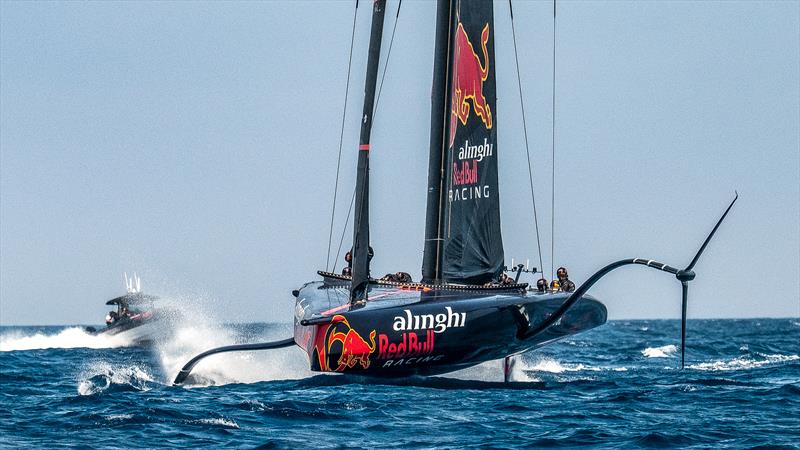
[{"x1": 438, "y1": 0, "x2": 504, "y2": 284}]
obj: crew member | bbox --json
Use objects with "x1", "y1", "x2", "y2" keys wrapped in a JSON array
[
  {"x1": 345, "y1": 247, "x2": 374, "y2": 267},
  {"x1": 344, "y1": 251, "x2": 353, "y2": 269},
  {"x1": 499, "y1": 273, "x2": 514, "y2": 286},
  {"x1": 380, "y1": 273, "x2": 398, "y2": 282},
  {"x1": 536, "y1": 278, "x2": 548, "y2": 293},
  {"x1": 342, "y1": 251, "x2": 353, "y2": 276},
  {"x1": 556, "y1": 267, "x2": 575, "y2": 293},
  {"x1": 395, "y1": 271, "x2": 412, "y2": 283},
  {"x1": 380, "y1": 272, "x2": 407, "y2": 283},
  {"x1": 549, "y1": 279, "x2": 560, "y2": 292}
]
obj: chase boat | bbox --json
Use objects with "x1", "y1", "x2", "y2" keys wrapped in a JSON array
[{"x1": 89, "y1": 274, "x2": 166, "y2": 346}]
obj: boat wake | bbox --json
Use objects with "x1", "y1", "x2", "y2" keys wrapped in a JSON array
[
  {"x1": 430, "y1": 355, "x2": 629, "y2": 384},
  {"x1": 0, "y1": 327, "x2": 131, "y2": 352},
  {"x1": 77, "y1": 361, "x2": 156, "y2": 396},
  {"x1": 687, "y1": 353, "x2": 799, "y2": 372},
  {"x1": 523, "y1": 357, "x2": 602, "y2": 374},
  {"x1": 150, "y1": 299, "x2": 311, "y2": 387},
  {"x1": 510, "y1": 356, "x2": 629, "y2": 381}
]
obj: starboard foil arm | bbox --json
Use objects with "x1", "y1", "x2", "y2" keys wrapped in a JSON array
[
  {"x1": 172, "y1": 337, "x2": 295, "y2": 385},
  {"x1": 521, "y1": 192, "x2": 738, "y2": 369}
]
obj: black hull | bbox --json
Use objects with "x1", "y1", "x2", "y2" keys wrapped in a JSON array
[
  {"x1": 95, "y1": 314, "x2": 164, "y2": 346},
  {"x1": 294, "y1": 281, "x2": 606, "y2": 377}
]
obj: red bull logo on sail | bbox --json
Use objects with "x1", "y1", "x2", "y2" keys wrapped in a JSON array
[{"x1": 449, "y1": 22, "x2": 493, "y2": 148}]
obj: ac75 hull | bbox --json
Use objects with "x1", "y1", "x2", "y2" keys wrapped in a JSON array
[{"x1": 293, "y1": 282, "x2": 606, "y2": 377}]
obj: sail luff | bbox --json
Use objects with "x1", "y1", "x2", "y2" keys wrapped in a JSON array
[
  {"x1": 422, "y1": 0, "x2": 453, "y2": 284},
  {"x1": 351, "y1": 0, "x2": 387, "y2": 302}
]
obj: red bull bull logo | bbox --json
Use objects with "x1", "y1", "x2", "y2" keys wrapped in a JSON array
[
  {"x1": 449, "y1": 22, "x2": 493, "y2": 148},
  {"x1": 312, "y1": 315, "x2": 376, "y2": 372}
]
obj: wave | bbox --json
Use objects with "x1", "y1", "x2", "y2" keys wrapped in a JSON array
[
  {"x1": 77, "y1": 361, "x2": 156, "y2": 396},
  {"x1": 688, "y1": 353, "x2": 799, "y2": 372},
  {"x1": 105, "y1": 414, "x2": 135, "y2": 422},
  {"x1": 642, "y1": 344, "x2": 678, "y2": 358},
  {"x1": 191, "y1": 417, "x2": 239, "y2": 429},
  {"x1": 0, "y1": 327, "x2": 130, "y2": 352}
]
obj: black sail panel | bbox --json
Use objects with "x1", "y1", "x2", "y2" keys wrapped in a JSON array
[{"x1": 441, "y1": 0, "x2": 503, "y2": 284}]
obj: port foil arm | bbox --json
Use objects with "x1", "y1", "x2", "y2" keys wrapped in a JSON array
[{"x1": 172, "y1": 337, "x2": 295, "y2": 385}]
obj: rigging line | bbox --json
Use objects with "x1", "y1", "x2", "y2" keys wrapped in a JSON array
[
  {"x1": 334, "y1": 0, "x2": 401, "y2": 273},
  {"x1": 326, "y1": 0, "x2": 360, "y2": 271},
  {"x1": 333, "y1": 188, "x2": 357, "y2": 273},
  {"x1": 372, "y1": 0, "x2": 402, "y2": 122},
  {"x1": 550, "y1": 0, "x2": 557, "y2": 281},
  {"x1": 508, "y1": 0, "x2": 544, "y2": 278}
]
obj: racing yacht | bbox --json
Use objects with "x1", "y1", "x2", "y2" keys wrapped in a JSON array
[{"x1": 173, "y1": 0, "x2": 736, "y2": 385}]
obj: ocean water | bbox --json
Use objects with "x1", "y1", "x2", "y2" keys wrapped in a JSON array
[{"x1": 1, "y1": 319, "x2": 798, "y2": 448}]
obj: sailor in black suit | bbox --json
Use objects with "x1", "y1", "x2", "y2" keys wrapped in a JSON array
[{"x1": 557, "y1": 267, "x2": 576, "y2": 293}]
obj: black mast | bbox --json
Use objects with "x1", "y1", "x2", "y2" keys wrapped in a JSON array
[
  {"x1": 421, "y1": 0, "x2": 452, "y2": 283},
  {"x1": 351, "y1": 0, "x2": 387, "y2": 303}
]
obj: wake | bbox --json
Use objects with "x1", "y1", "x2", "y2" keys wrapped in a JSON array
[
  {"x1": 149, "y1": 296, "x2": 311, "y2": 387},
  {"x1": 0, "y1": 327, "x2": 130, "y2": 352}
]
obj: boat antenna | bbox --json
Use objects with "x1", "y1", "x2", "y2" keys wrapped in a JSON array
[
  {"x1": 550, "y1": 0, "x2": 557, "y2": 281},
  {"x1": 508, "y1": 0, "x2": 544, "y2": 280},
  {"x1": 325, "y1": 0, "x2": 360, "y2": 272},
  {"x1": 123, "y1": 272, "x2": 140, "y2": 294}
]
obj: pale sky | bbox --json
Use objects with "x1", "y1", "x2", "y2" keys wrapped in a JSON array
[{"x1": 1, "y1": 0, "x2": 798, "y2": 325}]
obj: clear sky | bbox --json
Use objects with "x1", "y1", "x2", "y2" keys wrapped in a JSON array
[{"x1": 1, "y1": 0, "x2": 798, "y2": 325}]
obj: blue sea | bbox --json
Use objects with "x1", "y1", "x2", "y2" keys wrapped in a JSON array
[{"x1": 1, "y1": 319, "x2": 798, "y2": 448}]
